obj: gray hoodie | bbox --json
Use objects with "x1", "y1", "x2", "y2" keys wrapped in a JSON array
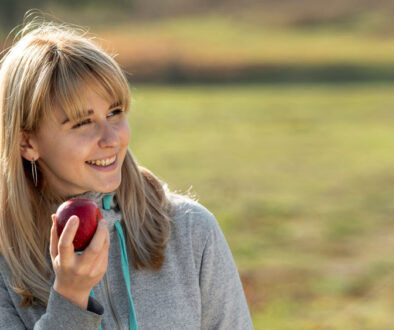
[{"x1": 0, "y1": 191, "x2": 254, "y2": 329}]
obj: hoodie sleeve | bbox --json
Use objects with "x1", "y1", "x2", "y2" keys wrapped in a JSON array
[
  {"x1": 34, "y1": 287, "x2": 104, "y2": 330},
  {"x1": 0, "y1": 269, "x2": 103, "y2": 330},
  {"x1": 199, "y1": 211, "x2": 254, "y2": 330}
]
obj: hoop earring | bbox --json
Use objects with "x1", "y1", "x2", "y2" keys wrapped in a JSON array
[{"x1": 31, "y1": 159, "x2": 38, "y2": 187}]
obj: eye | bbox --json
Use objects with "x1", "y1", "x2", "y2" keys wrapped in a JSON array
[
  {"x1": 107, "y1": 108, "x2": 124, "y2": 118},
  {"x1": 72, "y1": 118, "x2": 91, "y2": 129}
]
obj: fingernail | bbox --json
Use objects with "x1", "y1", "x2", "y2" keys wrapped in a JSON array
[
  {"x1": 70, "y1": 216, "x2": 78, "y2": 225},
  {"x1": 100, "y1": 219, "x2": 107, "y2": 227}
]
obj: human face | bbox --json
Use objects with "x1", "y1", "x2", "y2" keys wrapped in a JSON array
[{"x1": 31, "y1": 88, "x2": 130, "y2": 198}]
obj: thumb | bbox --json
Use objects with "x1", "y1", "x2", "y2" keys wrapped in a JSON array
[{"x1": 57, "y1": 215, "x2": 79, "y2": 261}]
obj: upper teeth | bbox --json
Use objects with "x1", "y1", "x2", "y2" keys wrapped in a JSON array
[{"x1": 87, "y1": 155, "x2": 116, "y2": 166}]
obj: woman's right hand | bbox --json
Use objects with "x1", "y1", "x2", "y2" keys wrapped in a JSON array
[{"x1": 50, "y1": 214, "x2": 110, "y2": 309}]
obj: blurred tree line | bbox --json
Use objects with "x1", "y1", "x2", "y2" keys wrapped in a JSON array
[
  {"x1": 0, "y1": 0, "x2": 263, "y2": 35},
  {"x1": 1, "y1": 0, "x2": 394, "y2": 32},
  {"x1": 0, "y1": 0, "x2": 131, "y2": 30},
  {"x1": 0, "y1": 0, "x2": 221, "y2": 30}
]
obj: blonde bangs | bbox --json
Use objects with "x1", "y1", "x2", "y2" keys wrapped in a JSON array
[{"x1": 40, "y1": 44, "x2": 130, "y2": 126}]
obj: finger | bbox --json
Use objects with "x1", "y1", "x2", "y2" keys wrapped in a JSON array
[
  {"x1": 90, "y1": 253, "x2": 109, "y2": 278},
  {"x1": 83, "y1": 219, "x2": 108, "y2": 256},
  {"x1": 89, "y1": 240, "x2": 110, "y2": 277},
  {"x1": 58, "y1": 215, "x2": 79, "y2": 260},
  {"x1": 49, "y1": 214, "x2": 58, "y2": 260},
  {"x1": 105, "y1": 227, "x2": 110, "y2": 246}
]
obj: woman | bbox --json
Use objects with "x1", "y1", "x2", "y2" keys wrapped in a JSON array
[{"x1": 0, "y1": 20, "x2": 253, "y2": 329}]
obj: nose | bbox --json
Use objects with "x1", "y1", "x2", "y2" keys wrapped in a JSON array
[{"x1": 98, "y1": 121, "x2": 120, "y2": 148}]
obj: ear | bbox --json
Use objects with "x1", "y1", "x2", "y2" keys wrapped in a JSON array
[{"x1": 20, "y1": 132, "x2": 40, "y2": 162}]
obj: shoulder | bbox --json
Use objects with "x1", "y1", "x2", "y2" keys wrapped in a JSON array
[
  {"x1": 167, "y1": 192, "x2": 217, "y2": 225},
  {"x1": 166, "y1": 192, "x2": 220, "y2": 242}
]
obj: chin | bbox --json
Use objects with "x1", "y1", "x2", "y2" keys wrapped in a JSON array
[{"x1": 96, "y1": 178, "x2": 122, "y2": 193}]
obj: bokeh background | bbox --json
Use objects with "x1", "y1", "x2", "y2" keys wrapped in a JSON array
[{"x1": 2, "y1": 1, "x2": 394, "y2": 329}]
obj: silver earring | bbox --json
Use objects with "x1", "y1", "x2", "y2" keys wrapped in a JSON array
[{"x1": 31, "y1": 159, "x2": 38, "y2": 187}]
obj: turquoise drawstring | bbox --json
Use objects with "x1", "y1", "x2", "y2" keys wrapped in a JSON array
[
  {"x1": 114, "y1": 221, "x2": 138, "y2": 330},
  {"x1": 89, "y1": 194, "x2": 138, "y2": 330}
]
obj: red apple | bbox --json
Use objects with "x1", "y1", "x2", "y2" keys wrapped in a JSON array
[{"x1": 55, "y1": 198, "x2": 103, "y2": 252}]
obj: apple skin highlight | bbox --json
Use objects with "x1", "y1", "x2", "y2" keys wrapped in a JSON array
[{"x1": 55, "y1": 198, "x2": 103, "y2": 251}]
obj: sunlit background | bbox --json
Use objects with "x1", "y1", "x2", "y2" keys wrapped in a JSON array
[{"x1": 2, "y1": 1, "x2": 394, "y2": 329}]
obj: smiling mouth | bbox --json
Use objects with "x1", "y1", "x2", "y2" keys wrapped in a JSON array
[{"x1": 86, "y1": 155, "x2": 117, "y2": 166}]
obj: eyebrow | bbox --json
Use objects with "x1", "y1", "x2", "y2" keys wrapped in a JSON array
[{"x1": 61, "y1": 101, "x2": 122, "y2": 125}]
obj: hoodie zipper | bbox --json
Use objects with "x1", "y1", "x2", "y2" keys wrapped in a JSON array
[{"x1": 103, "y1": 272, "x2": 122, "y2": 330}]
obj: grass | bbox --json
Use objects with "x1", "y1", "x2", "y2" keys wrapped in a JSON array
[{"x1": 127, "y1": 82, "x2": 394, "y2": 329}]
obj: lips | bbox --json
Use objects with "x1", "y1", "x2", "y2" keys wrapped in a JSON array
[{"x1": 86, "y1": 155, "x2": 116, "y2": 167}]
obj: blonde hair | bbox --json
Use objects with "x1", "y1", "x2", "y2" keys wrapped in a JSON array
[{"x1": 0, "y1": 20, "x2": 172, "y2": 307}]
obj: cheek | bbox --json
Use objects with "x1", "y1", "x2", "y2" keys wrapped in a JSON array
[
  {"x1": 118, "y1": 120, "x2": 131, "y2": 146},
  {"x1": 40, "y1": 134, "x2": 90, "y2": 165},
  {"x1": 44, "y1": 142, "x2": 82, "y2": 168}
]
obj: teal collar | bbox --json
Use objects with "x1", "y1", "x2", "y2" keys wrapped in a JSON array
[
  {"x1": 103, "y1": 194, "x2": 112, "y2": 210},
  {"x1": 66, "y1": 190, "x2": 117, "y2": 211}
]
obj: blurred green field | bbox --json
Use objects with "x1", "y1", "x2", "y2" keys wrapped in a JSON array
[
  {"x1": 128, "y1": 82, "x2": 394, "y2": 329},
  {"x1": 1, "y1": 3, "x2": 394, "y2": 329}
]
